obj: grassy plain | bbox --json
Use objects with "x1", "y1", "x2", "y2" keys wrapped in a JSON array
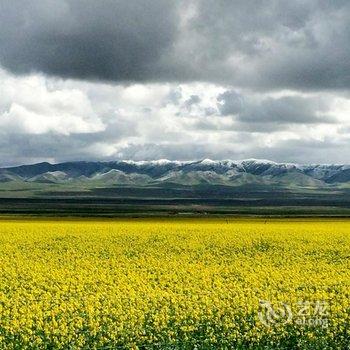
[{"x1": 0, "y1": 218, "x2": 349, "y2": 349}]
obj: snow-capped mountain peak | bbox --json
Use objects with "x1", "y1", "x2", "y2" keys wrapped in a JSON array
[{"x1": 1, "y1": 159, "x2": 350, "y2": 187}]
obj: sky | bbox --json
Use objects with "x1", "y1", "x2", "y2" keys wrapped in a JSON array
[{"x1": 0, "y1": 0, "x2": 350, "y2": 166}]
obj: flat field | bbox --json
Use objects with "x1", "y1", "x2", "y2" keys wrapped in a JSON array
[{"x1": 0, "y1": 219, "x2": 349, "y2": 349}]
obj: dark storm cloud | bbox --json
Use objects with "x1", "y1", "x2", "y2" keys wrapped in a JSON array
[
  {"x1": 217, "y1": 91, "x2": 335, "y2": 126},
  {"x1": 0, "y1": 0, "x2": 179, "y2": 82},
  {"x1": 0, "y1": 0, "x2": 350, "y2": 90},
  {"x1": 241, "y1": 96, "x2": 334, "y2": 124},
  {"x1": 191, "y1": 0, "x2": 350, "y2": 90}
]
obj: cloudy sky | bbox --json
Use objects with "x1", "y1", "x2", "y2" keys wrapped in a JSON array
[{"x1": 0, "y1": 0, "x2": 350, "y2": 166}]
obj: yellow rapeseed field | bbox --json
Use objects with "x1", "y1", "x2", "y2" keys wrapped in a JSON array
[{"x1": 0, "y1": 218, "x2": 349, "y2": 349}]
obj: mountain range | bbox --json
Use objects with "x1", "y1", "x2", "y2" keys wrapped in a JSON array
[
  {"x1": 1, "y1": 158, "x2": 350, "y2": 188},
  {"x1": 1, "y1": 159, "x2": 350, "y2": 216}
]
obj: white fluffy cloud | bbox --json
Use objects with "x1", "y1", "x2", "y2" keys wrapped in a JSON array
[
  {"x1": 0, "y1": 69, "x2": 350, "y2": 166},
  {"x1": 0, "y1": 72, "x2": 104, "y2": 135}
]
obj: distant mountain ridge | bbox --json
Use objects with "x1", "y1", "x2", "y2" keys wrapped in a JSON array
[{"x1": 1, "y1": 159, "x2": 350, "y2": 187}]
